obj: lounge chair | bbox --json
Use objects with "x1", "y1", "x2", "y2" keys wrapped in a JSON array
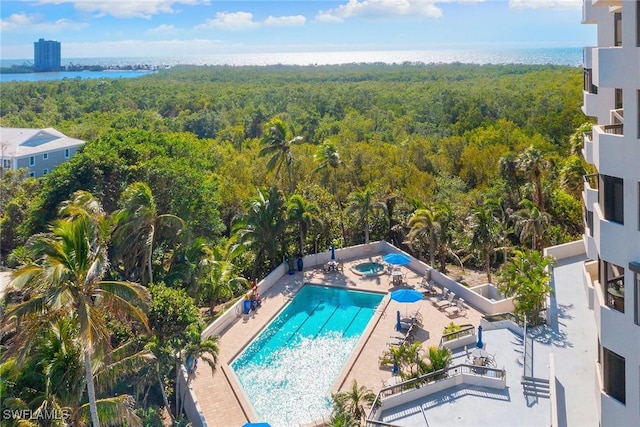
[
  {"x1": 445, "y1": 298, "x2": 466, "y2": 317},
  {"x1": 436, "y1": 293, "x2": 456, "y2": 310},
  {"x1": 430, "y1": 288, "x2": 449, "y2": 305}
]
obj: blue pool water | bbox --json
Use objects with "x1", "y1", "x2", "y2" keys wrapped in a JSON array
[
  {"x1": 354, "y1": 261, "x2": 385, "y2": 275},
  {"x1": 231, "y1": 284, "x2": 383, "y2": 427}
]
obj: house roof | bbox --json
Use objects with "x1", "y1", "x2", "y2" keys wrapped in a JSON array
[{"x1": 0, "y1": 127, "x2": 85, "y2": 158}]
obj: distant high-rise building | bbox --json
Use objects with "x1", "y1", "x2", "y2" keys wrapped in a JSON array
[{"x1": 33, "y1": 38, "x2": 61, "y2": 72}]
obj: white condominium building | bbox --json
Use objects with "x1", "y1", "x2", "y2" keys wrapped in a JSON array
[{"x1": 582, "y1": 1, "x2": 640, "y2": 426}]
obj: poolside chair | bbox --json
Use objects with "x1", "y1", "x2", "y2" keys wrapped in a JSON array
[
  {"x1": 445, "y1": 298, "x2": 466, "y2": 317},
  {"x1": 429, "y1": 287, "x2": 449, "y2": 305},
  {"x1": 436, "y1": 292, "x2": 456, "y2": 310}
]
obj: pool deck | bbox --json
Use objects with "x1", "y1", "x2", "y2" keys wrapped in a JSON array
[{"x1": 190, "y1": 253, "x2": 483, "y2": 426}]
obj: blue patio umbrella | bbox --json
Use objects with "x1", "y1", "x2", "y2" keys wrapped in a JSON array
[
  {"x1": 243, "y1": 423, "x2": 271, "y2": 427},
  {"x1": 476, "y1": 325, "x2": 484, "y2": 348},
  {"x1": 390, "y1": 289, "x2": 422, "y2": 303},
  {"x1": 396, "y1": 310, "x2": 402, "y2": 331},
  {"x1": 392, "y1": 355, "x2": 399, "y2": 375},
  {"x1": 331, "y1": 243, "x2": 335, "y2": 260},
  {"x1": 383, "y1": 252, "x2": 411, "y2": 266},
  {"x1": 390, "y1": 289, "x2": 423, "y2": 317}
]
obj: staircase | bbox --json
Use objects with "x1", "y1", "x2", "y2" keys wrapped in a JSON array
[{"x1": 521, "y1": 376, "x2": 550, "y2": 399}]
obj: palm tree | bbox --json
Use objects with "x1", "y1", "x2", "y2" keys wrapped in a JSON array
[
  {"x1": 332, "y1": 380, "x2": 375, "y2": 424},
  {"x1": 112, "y1": 182, "x2": 184, "y2": 285},
  {"x1": 287, "y1": 194, "x2": 322, "y2": 257},
  {"x1": 232, "y1": 187, "x2": 286, "y2": 278},
  {"x1": 434, "y1": 203, "x2": 460, "y2": 274},
  {"x1": 200, "y1": 255, "x2": 248, "y2": 314},
  {"x1": 498, "y1": 249, "x2": 555, "y2": 321},
  {"x1": 4, "y1": 191, "x2": 150, "y2": 427},
  {"x1": 427, "y1": 345, "x2": 452, "y2": 372},
  {"x1": 560, "y1": 155, "x2": 588, "y2": 199},
  {"x1": 177, "y1": 333, "x2": 219, "y2": 417},
  {"x1": 260, "y1": 118, "x2": 303, "y2": 194},
  {"x1": 345, "y1": 188, "x2": 384, "y2": 244},
  {"x1": 467, "y1": 201, "x2": 502, "y2": 284},
  {"x1": 314, "y1": 140, "x2": 344, "y2": 240},
  {"x1": 513, "y1": 199, "x2": 550, "y2": 252},
  {"x1": 408, "y1": 206, "x2": 437, "y2": 267},
  {"x1": 517, "y1": 145, "x2": 546, "y2": 211}
]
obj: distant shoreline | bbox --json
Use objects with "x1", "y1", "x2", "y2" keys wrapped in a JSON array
[{"x1": 0, "y1": 63, "x2": 163, "y2": 75}]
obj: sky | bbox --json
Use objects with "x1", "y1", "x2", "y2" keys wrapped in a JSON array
[{"x1": 0, "y1": 0, "x2": 595, "y2": 59}]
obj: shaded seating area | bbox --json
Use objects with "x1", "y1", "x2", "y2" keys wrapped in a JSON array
[{"x1": 445, "y1": 298, "x2": 466, "y2": 317}]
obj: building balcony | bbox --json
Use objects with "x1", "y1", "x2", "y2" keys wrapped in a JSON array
[
  {"x1": 583, "y1": 131, "x2": 594, "y2": 164},
  {"x1": 610, "y1": 108, "x2": 623, "y2": 125},
  {"x1": 583, "y1": 47, "x2": 594, "y2": 69},
  {"x1": 583, "y1": 173, "x2": 599, "y2": 211},
  {"x1": 592, "y1": 123, "x2": 625, "y2": 174},
  {"x1": 584, "y1": 232, "x2": 598, "y2": 260},
  {"x1": 582, "y1": 91, "x2": 600, "y2": 118}
]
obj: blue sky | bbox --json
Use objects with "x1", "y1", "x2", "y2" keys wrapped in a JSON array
[{"x1": 1, "y1": 0, "x2": 594, "y2": 59}]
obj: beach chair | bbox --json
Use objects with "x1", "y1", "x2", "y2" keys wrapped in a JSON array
[
  {"x1": 436, "y1": 293, "x2": 456, "y2": 310},
  {"x1": 445, "y1": 298, "x2": 466, "y2": 317},
  {"x1": 430, "y1": 287, "x2": 449, "y2": 305}
]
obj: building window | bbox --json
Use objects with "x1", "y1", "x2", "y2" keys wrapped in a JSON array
[
  {"x1": 2, "y1": 159, "x2": 10, "y2": 169},
  {"x1": 615, "y1": 12, "x2": 623, "y2": 47},
  {"x1": 43, "y1": 153, "x2": 48, "y2": 160},
  {"x1": 29, "y1": 156, "x2": 35, "y2": 166},
  {"x1": 600, "y1": 175, "x2": 624, "y2": 224},
  {"x1": 603, "y1": 347, "x2": 625, "y2": 404},
  {"x1": 615, "y1": 88, "x2": 623, "y2": 110},
  {"x1": 42, "y1": 169, "x2": 48, "y2": 175},
  {"x1": 584, "y1": 69, "x2": 598, "y2": 94},
  {"x1": 64, "y1": 148, "x2": 70, "y2": 158},
  {"x1": 601, "y1": 260, "x2": 625, "y2": 312},
  {"x1": 29, "y1": 172, "x2": 35, "y2": 178}
]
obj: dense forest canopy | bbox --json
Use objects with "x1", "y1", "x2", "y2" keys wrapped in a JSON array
[{"x1": 0, "y1": 63, "x2": 591, "y2": 425}]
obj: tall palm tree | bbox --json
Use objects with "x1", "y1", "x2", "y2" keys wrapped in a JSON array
[
  {"x1": 408, "y1": 206, "x2": 437, "y2": 268},
  {"x1": 112, "y1": 182, "x2": 184, "y2": 285},
  {"x1": 513, "y1": 198, "x2": 550, "y2": 252},
  {"x1": 467, "y1": 201, "x2": 501, "y2": 284},
  {"x1": 314, "y1": 140, "x2": 344, "y2": 240},
  {"x1": 332, "y1": 380, "x2": 375, "y2": 424},
  {"x1": 517, "y1": 145, "x2": 546, "y2": 211},
  {"x1": 4, "y1": 191, "x2": 150, "y2": 427},
  {"x1": 260, "y1": 118, "x2": 303, "y2": 194},
  {"x1": 346, "y1": 188, "x2": 384, "y2": 244},
  {"x1": 287, "y1": 194, "x2": 322, "y2": 257},
  {"x1": 433, "y1": 203, "x2": 459, "y2": 274},
  {"x1": 560, "y1": 155, "x2": 588, "y2": 200},
  {"x1": 232, "y1": 187, "x2": 286, "y2": 278},
  {"x1": 200, "y1": 255, "x2": 248, "y2": 314}
]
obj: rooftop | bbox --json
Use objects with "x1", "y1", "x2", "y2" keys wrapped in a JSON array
[
  {"x1": 186, "y1": 242, "x2": 597, "y2": 427},
  {"x1": 0, "y1": 127, "x2": 85, "y2": 158}
]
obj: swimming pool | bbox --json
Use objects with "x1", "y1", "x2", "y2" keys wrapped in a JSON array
[{"x1": 231, "y1": 284, "x2": 383, "y2": 427}]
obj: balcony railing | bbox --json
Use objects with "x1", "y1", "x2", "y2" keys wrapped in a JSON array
[
  {"x1": 611, "y1": 108, "x2": 624, "y2": 124},
  {"x1": 605, "y1": 277, "x2": 624, "y2": 313},
  {"x1": 601, "y1": 123, "x2": 624, "y2": 136},
  {"x1": 583, "y1": 173, "x2": 598, "y2": 190}
]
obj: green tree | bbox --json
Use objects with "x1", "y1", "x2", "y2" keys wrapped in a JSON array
[
  {"x1": 260, "y1": 118, "x2": 303, "y2": 194},
  {"x1": 287, "y1": 194, "x2": 322, "y2": 257},
  {"x1": 517, "y1": 145, "x2": 546, "y2": 211},
  {"x1": 467, "y1": 201, "x2": 502, "y2": 284},
  {"x1": 112, "y1": 182, "x2": 184, "y2": 285},
  {"x1": 332, "y1": 380, "x2": 375, "y2": 424},
  {"x1": 4, "y1": 191, "x2": 150, "y2": 427},
  {"x1": 345, "y1": 188, "x2": 384, "y2": 244},
  {"x1": 408, "y1": 207, "x2": 437, "y2": 268},
  {"x1": 177, "y1": 332, "x2": 219, "y2": 417},
  {"x1": 513, "y1": 198, "x2": 550, "y2": 252},
  {"x1": 497, "y1": 249, "x2": 555, "y2": 322},
  {"x1": 232, "y1": 187, "x2": 286, "y2": 278}
]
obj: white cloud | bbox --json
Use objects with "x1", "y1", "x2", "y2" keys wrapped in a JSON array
[
  {"x1": 316, "y1": 0, "x2": 445, "y2": 23},
  {"x1": 264, "y1": 15, "x2": 306, "y2": 27},
  {"x1": 0, "y1": 12, "x2": 87, "y2": 33},
  {"x1": 196, "y1": 11, "x2": 259, "y2": 30},
  {"x1": 508, "y1": 0, "x2": 581, "y2": 9},
  {"x1": 35, "y1": 0, "x2": 210, "y2": 19},
  {"x1": 145, "y1": 24, "x2": 178, "y2": 35}
]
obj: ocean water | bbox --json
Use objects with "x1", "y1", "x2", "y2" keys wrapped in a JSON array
[{"x1": 1, "y1": 47, "x2": 582, "y2": 72}]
